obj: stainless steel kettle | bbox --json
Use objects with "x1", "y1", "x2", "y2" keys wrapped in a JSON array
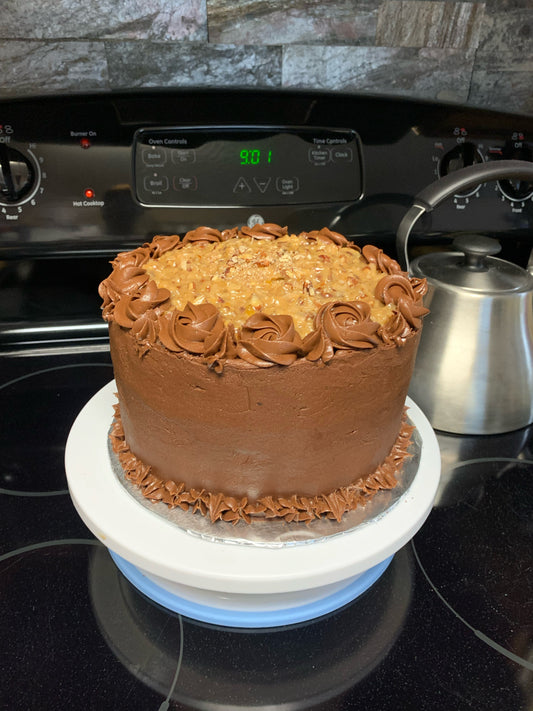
[{"x1": 396, "y1": 159, "x2": 533, "y2": 435}]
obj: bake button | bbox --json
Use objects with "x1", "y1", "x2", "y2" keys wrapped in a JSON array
[
  {"x1": 173, "y1": 176, "x2": 198, "y2": 191},
  {"x1": 142, "y1": 148, "x2": 167, "y2": 167},
  {"x1": 308, "y1": 147, "x2": 330, "y2": 165},
  {"x1": 276, "y1": 177, "x2": 299, "y2": 195},
  {"x1": 331, "y1": 147, "x2": 353, "y2": 162},
  {"x1": 172, "y1": 149, "x2": 196, "y2": 164},
  {"x1": 143, "y1": 175, "x2": 169, "y2": 192}
]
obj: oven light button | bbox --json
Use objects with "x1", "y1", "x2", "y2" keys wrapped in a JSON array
[{"x1": 276, "y1": 177, "x2": 299, "y2": 195}]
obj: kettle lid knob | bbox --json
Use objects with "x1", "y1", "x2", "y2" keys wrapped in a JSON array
[{"x1": 453, "y1": 234, "x2": 501, "y2": 271}]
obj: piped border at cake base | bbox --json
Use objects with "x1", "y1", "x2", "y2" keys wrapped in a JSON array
[{"x1": 109, "y1": 401, "x2": 415, "y2": 525}]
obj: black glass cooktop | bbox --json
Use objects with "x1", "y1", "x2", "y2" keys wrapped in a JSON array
[{"x1": 1, "y1": 348, "x2": 532, "y2": 711}]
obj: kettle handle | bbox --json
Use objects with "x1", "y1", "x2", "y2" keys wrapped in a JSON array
[{"x1": 396, "y1": 159, "x2": 533, "y2": 271}]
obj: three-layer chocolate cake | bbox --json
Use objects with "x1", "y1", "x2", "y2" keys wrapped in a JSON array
[{"x1": 99, "y1": 224, "x2": 428, "y2": 524}]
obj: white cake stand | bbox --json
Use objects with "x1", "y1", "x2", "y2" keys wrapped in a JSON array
[{"x1": 65, "y1": 381, "x2": 440, "y2": 628}]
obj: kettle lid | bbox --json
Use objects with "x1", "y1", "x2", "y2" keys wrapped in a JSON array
[{"x1": 411, "y1": 234, "x2": 533, "y2": 293}]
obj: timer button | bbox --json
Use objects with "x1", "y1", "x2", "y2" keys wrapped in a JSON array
[{"x1": 308, "y1": 147, "x2": 330, "y2": 165}]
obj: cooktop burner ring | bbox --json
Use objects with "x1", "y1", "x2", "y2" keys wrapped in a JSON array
[
  {"x1": 0, "y1": 361, "x2": 113, "y2": 495},
  {"x1": 412, "y1": 455, "x2": 533, "y2": 673}
]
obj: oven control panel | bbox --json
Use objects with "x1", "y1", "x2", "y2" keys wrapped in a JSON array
[
  {"x1": 0, "y1": 90, "x2": 532, "y2": 260},
  {"x1": 134, "y1": 127, "x2": 362, "y2": 207}
]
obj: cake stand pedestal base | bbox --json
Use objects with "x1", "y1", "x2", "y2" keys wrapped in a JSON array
[{"x1": 109, "y1": 550, "x2": 394, "y2": 628}]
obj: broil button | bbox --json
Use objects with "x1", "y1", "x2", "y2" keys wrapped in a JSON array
[{"x1": 143, "y1": 175, "x2": 169, "y2": 192}]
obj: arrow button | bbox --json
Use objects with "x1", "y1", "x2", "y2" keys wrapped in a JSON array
[
  {"x1": 253, "y1": 177, "x2": 271, "y2": 193},
  {"x1": 233, "y1": 177, "x2": 252, "y2": 193}
]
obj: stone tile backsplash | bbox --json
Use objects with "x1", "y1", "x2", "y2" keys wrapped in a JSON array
[{"x1": 0, "y1": 0, "x2": 532, "y2": 115}]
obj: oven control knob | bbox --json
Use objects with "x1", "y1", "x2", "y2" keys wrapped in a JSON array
[
  {"x1": 438, "y1": 142, "x2": 484, "y2": 196},
  {"x1": 0, "y1": 145, "x2": 36, "y2": 204}
]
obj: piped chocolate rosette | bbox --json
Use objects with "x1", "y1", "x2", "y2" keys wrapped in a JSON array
[{"x1": 99, "y1": 224, "x2": 429, "y2": 524}]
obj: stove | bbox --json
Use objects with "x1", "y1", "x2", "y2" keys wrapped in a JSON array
[{"x1": 1, "y1": 89, "x2": 532, "y2": 710}]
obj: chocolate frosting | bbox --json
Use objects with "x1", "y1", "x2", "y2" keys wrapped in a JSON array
[
  {"x1": 130, "y1": 310, "x2": 160, "y2": 356},
  {"x1": 305, "y1": 227, "x2": 352, "y2": 246},
  {"x1": 113, "y1": 280, "x2": 171, "y2": 329},
  {"x1": 361, "y1": 244, "x2": 402, "y2": 275},
  {"x1": 236, "y1": 313, "x2": 303, "y2": 367},
  {"x1": 239, "y1": 223, "x2": 288, "y2": 240},
  {"x1": 316, "y1": 301, "x2": 380, "y2": 350},
  {"x1": 204, "y1": 324, "x2": 238, "y2": 374},
  {"x1": 183, "y1": 226, "x2": 225, "y2": 244},
  {"x1": 110, "y1": 401, "x2": 415, "y2": 524},
  {"x1": 108, "y1": 319, "x2": 422, "y2": 514},
  {"x1": 300, "y1": 326, "x2": 334, "y2": 364},
  {"x1": 158, "y1": 302, "x2": 225, "y2": 354},
  {"x1": 375, "y1": 275, "x2": 429, "y2": 343},
  {"x1": 149, "y1": 234, "x2": 182, "y2": 258}
]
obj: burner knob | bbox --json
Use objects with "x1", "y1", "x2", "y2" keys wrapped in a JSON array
[
  {"x1": 438, "y1": 142, "x2": 484, "y2": 196},
  {"x1": 0, "y1": 145, "x2": 36, "y2": 204},
  {"x1": 496, "y1": 141, "x2": 533, "y2": 201}
]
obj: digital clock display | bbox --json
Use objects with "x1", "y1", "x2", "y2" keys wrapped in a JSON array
[{"x1": 240, "y1": 149, "x2": 273, "y2": 165}]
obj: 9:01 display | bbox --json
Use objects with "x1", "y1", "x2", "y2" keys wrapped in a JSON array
[{"x1": 240, "y1": 149, "x2": 272, "y2": 165}]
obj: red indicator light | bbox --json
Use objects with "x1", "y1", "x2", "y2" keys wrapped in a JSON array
[
  {"x1": 84, "y1": 188, "x2": 95, "y2": 199},
  {"x1": 80, "y1": 138, "x2": 91, "y2": 149}
]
